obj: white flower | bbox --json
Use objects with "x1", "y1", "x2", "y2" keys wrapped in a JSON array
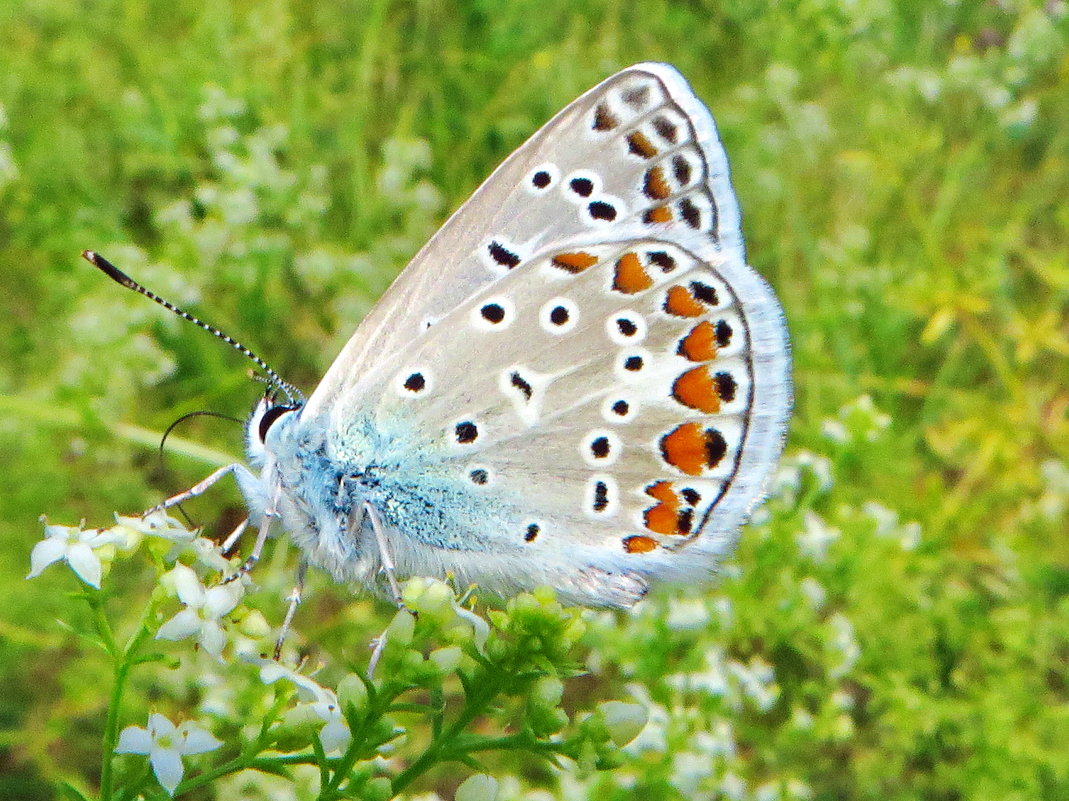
[
  {"x1": 669, "y1": 751, "x2": 713, "y2": 796},
  {"x1": 720, "y1": 771, "x2": 747, "y2": 801},
  {"x1": 252, "y1": 659, "x2": 352, "y2": 754},
  {"x1": 820, "y1": 418, "x2": 849, "y2": 443},
  {"x1": 729, "y1": 655, "x2": 780, "y2": 712},
  {"x1": 310, "y1": 697, "x2": 352, "y2": 753},
  {"x1": 693, "y1": 718, "x2": 735, "y2": 759},
  {"x1": 400, "y1": 577, "x2": 489, "y2": 651},
  {"x1": 827, "y1": 613, "x2": 861, "y2": 679},
  {"x1": 713, "y1": 596, "x2": 734, "y2": 627},
  {"x1": 118, "y1": 511, "x2": 195, "y2": 547},
  {"x1": 666, "y1": 646, "x2": 729, "y2": 697},
  {"x1": 799, "y1": 577, "x2": 827, "y2": 610},
  {"x1": 27, "y1": 520, "x2": 124, "y2": 588},
  {"x1": 156, "y1": 564, "x2": 243, "y2": 658},
  {"x1": 124, "y1": 511, "x2": 236, "y2": 570},
  {"x1": 115, "y1": 713, "x2": 221, "y2": 796},
  {"x1": 755, "y1": 780, "x2": 782, "y2": 801},
  {"x1": 622, "y1": 683, "x2": 669, "y2": 755},
  {"x1": 665, "y1": 597, "x2": 710, "y2": 631},
  {"x1": 796, "y1": 511, "x2": 840, "y2": 562}
]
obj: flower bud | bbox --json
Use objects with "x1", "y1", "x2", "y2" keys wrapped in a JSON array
[
  {"x1": 428, "y1": 646, "x2": 463, "y2": 674},
  {"x1": 385, "y1": 608, "x2": 415, "y2": 646},
  {"x1": 598, "y1": 701, "x2": 648, "y2": 747},
  {"x1": 415, "y1": 579, "x2": 453, "y2": 615},
  {"x1": 400, "y1": 577, "x2": 427, "y2": 607},
  {"x1": 362, "y1": 776, "x2": 392, "y2": 801},
  {"x1": 531, "y1": 676, "x2": 564, "y2": 708},
  {"x1": 455, "y1": 773, "x2": 499, "y2": 801},
  {"x1": 271, "y1": 704, "x2": 321, "y2": 750},
  {"x1": 235, "y1": 609, "x2": 271, "y2": 638},
  {"x1": 337, "y1": 673, "x2": 368, "y2": 714}
]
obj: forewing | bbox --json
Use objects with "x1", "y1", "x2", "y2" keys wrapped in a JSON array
[{"x1": 304, "y1": 62, "x2": 748, "y2": 419}]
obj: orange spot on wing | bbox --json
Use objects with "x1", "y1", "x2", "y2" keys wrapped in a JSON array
[
  {"x1": 643, "y1": 205, "x2": 672, "y2": 224},
  {"x1": 643, "y1": 481, "x2": 681, "y2": 536},
  {"x1": 679, "y1": 321, "x2": 718, "y2": 362},
  {"x1": 644, "y1": 481, "x2": 697, "y2": 537},
  {"x1": 644, "y1": 167, "x2": 671, "y2": 200},
  {"x1": 672, "y1": 366, "x2": 721, "y2": 413},
  {"x1": 644, "y1": 480, "x2": 677, "y2": 505},
  {"x1": 627, "y1": 131, "x2": 658, "y2": 159},
  {"x1": 664, "y1": 285, "x2": 705, "y2": 317},
  {"x1": 552, "y1": 251, "x2": 598, "y2": 273},
  {"x1": 613, "y1": 252, "x2": 653, "y2": 294},
  {"x1": 623, "y1": 535, "x2": 659, "y2": 553},
  {"x1": 660, "y1": 422, "x2": 707, "y2": 475},
  {"x1": 643, "y1": 504, "x2": 677, "y2": 535},
  {"x1": 593, "y1": 104, "x2": 619, "y2": 131}
]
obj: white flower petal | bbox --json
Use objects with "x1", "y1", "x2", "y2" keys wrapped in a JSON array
[
  {"x1": 311, "y1": 699, "x2": 340, "y2": 724},
  {"x1": 42, "y1": 523, "x2": 75, "y2": 541},
  {"x1": 452, "y1": 604, "x2": 490, "y2": 651},
  {"x1": 199, "y1": 620, "x2": 227, "y2": 659},
  {"x1": 170, "y1": 564, "x2": 206, "y2": 607},
  {"x1": 256, "y1": 661, "x2": 289, "y2": 685},
  {"x1": 177, "y1": 722, "x2": 223, "y2": 755},
  {"x1": 115, "y1": 725, "x2": 153, "y2": 754},
  {"x1": 191, "y1": 538, "x2": 231, "y2": 571},
  {"x1": 27, "y1": 537, "x2": 68, "y2": 578},
  {"x1": 150, "y1": 746, "x2": 184, "y2": 796},
  {"x1": 156, "y1": 609, "x2": 204, "y2": 641},
  {"x1": 65, "y1": 542, "x2": 103, "y2": 588},
  {"x1": 245, "y1": 656, "x2": 338, "y2": 704},
  {"x1": 318, "y1": 719, "x2": 351, "y2": 754},
  {"x1": 202, "y1": 584, "x2": 241, "y2": 619},
  {"x1": 84, "y1": 527, "x2": 124, "y2": 548},
  {"x1": 148, "y1": 713, "x2": 177, "y2": 739}
]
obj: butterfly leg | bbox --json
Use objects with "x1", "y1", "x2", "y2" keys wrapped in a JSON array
[
  {"x1": 223, "y1": 488, "x2": 278, "y2": 581},
  {"x1": 144, "y1": 463, "x2": 260, "y2": 516},
  {"x1": 220, "y1": 516, "x2": 249, "y2": 556},
  {"x1": 363, "y1": 501, "x2": 413, "y2": 678},
  {"x1": 363, "y1": 501, "x2": 404, "y2": 607},
  {"x1": 273, "y1": 557, "x2": 309, "y2": 660}
]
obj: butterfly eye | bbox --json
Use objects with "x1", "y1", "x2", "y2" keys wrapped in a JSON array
[{"x1": 258, "y1": 404, "x2": 298, "y2": 442}]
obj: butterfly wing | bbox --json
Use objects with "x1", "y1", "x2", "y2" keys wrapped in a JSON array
[
  {"x1": 299, "y1": 63, "x2": 790, "y2": 605},
  {"x1": 304, "y1": 62, "x2": 748, "y2": 419}
]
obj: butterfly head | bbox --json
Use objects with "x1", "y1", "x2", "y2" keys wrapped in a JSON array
[{"x1": 246, "y1": 393, "x2": 303, "y2": 468}]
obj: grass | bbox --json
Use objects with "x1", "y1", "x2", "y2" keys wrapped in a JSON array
[{"x1": 1, "y1": 1, "x2": 1067, "y2": 799}]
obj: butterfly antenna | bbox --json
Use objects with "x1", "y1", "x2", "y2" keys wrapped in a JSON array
[
  {"x1": 160, "y1": 409, "x2": 244, "y2": 456},
  {"x1": 82, "y1": 250, "x2": 305, "y2": 405}
]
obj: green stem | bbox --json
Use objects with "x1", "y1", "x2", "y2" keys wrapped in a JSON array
[
  {"x1": 99, "y1": 658, "x2": 129, "y2": 798},
  {"x1": 146, "y1": 754, "x2": 323, "y2": 799},
  {"x1": 320, "y1": 690, "x2": 395, "y2": 799},
  {"x1": 99, "y1": 597, "x2": 159, "y2": 801},
  {"x1": 460, "y1": 733, "x2": 562, "y2": 755},
  {"x1": 390, "y1": 673, "x2": 503, "y2": 795}
]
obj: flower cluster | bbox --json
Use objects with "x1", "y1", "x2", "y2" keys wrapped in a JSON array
[{"x1": 26, "y1": 513, "x2": 650, "y2": 799}]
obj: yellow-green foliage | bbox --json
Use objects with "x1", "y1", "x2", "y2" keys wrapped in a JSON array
[{"x1": 1, "y1": 1, "x2": 1067, "y2": 799}]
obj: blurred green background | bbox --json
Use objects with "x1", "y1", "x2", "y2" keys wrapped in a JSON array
[{"x1": 1, "y1": 1, "x2": 1067, "y2": 799}]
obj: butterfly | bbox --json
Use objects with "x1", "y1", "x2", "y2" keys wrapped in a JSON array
[{"x1": 88, "y1": 62, "x2": 791, "y2": 612}]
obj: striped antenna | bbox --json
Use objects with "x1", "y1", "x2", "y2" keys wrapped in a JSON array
[{"x1": 82, "y1": 250, "x2": 305, "y2": 405}]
